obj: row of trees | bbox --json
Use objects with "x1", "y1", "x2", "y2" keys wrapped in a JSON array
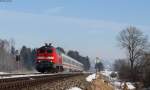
[
  {"x1": 20, "y1": 46, "x2": 36, "y2": 71},
  {"x1": 114, "y1": 26, "x2": 150, "y2": 87},
  {"x1": 0, "y1": 39, "x2": 17, "y2": 72},
  {"x1": 0, "y1": 39, "x2": 37, "y2": 73},
  {"x1": 67, "y1": 50, "x2": 90, "y2": 71}
]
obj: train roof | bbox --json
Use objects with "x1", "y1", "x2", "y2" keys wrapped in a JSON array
[
  {"x1": 38, "y1": 43, "x2": 54, "y2": 50},
  {"x1": 61, "y1": 53, "x2": 83, "y2": 66}
]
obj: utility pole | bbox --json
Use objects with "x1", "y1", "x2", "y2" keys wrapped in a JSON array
[
  {"x1": 95, "y1": 57, "x2": 100, "y2": 75},
  {"x1": 94, "y1": 57, "x2": 100, "y2": 90},
  {"x1": 15, "y1": 50, "x2": 20, "y2": 73}
]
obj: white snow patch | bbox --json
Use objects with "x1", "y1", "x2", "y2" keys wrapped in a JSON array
[
  {"x1": 0, "y1": 73, "x2": 56, "y2": 79},
  {"x1": 101, "y1": 70, "x2": 112, "y2": 77},
  {"x1": 113, "y1": 81, "x2": 136, "y2": 90},
  {"x1": 68, "y1": 87, "x2": 82, "y2": 90},
  {"x1": 86, "y1": 73, "x2": 96, "y2": 82},
  {"x1": 0, "y1": 72, "x2": 9, "y2": 74},
  {"x1": 113, "y1": 81, "x2": 121, "y2": 87},
  {"x1": 126, "y1": 82, "x2": 136, "y2": 90}
]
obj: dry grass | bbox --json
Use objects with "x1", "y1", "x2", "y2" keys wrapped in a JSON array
[{"x1": 88, "y1": 75, "x2": 114, "y2": 90}]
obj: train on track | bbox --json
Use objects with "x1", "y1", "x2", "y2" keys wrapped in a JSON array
[{"x1": 36, "y1": 44, "x2": 84, "y2": 73}]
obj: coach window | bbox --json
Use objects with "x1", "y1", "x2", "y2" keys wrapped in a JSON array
[
  {"x1": 75, "y1": 62, "x2": 77, "y2": 66},
  {"x1": 77, "y1": 63, "x2": 79, "y2": 67},
  {"x1": 64, "y1": 58, "x2": 68, "y2": 63},
  {"x1": 68, "y1": 59, "x2": 71, "y2": 64},
  {"x1": 63, "y1": 57, "x2": 67, "y2": 62},
  {"x1": 72, "y1": 61, "x2": 75, "y2": 65},
  {"x1": 74, "y1": 61, "x2": 76, "y2": 65}
]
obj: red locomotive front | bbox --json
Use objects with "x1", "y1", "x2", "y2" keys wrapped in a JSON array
[{"x1": 36, "y1": 44, "x2": 63, "y2": 73}]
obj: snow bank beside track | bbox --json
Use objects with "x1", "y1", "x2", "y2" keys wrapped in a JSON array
[
  {"x1": 86, "y1": 73, "x2": 96, "y2": 82},
  {"x1": 68, "y1": 87, "x2": 82, "y2": 90}
]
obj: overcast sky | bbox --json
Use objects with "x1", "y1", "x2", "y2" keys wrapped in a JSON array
[{"x1": 0, "y1": 0, "x2": 150, "y2": 61}]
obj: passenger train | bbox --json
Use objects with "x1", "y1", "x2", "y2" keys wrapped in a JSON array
[{"x1": 36, "y1": 44, "x2": 83, "y2": 73}]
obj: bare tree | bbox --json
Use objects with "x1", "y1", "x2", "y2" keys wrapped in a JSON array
[
  {"x1": 9, "y1": 39, "x2": 15, "y2": 55},
  {"x1": 117, "y1": 26, "x2": 148, "y2": 75},
  {"x1": 0, "y1": 39, "x2": 17, "y2": 72}
]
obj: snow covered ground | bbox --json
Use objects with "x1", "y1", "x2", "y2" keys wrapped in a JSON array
[
  {"x1": 0, "y1": 72, "x2": 10, "y2": 74},
  {"x1": 101, "y1": 70, "x2": 112, "y2": 77},
  {"x1": 67, "y1": 87, "x2": 82, "y2": 90},
  {"x1": 0, "y1": 72, "x2": 77, "y2": 79},
  {"x1": 100, "y1": 70, "x2": 136, "y2": 90},
  {"x1": 126, "y1": 82, "x2": 136, "y2": 90},
  {"x1": 113, "y1": 81, "x2": 136, "y2": 90},
  {"x1": 69, "y1": 72, "x2": 135, "y2": 90},
  {"x1": 0, "y1": 73, "x2": 58, "y2": 79},
  {"x1": 86, "y1": 73, "x2": 96, "y2": 82}
]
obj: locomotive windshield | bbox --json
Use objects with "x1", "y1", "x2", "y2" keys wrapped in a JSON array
[
  {"x1": 47, "y1": 49, "x2": 53, "y2": 53},
  {"x1": 38, "y1": 49, "x2": 45, "y2": 53},
  {"x1": 38, "y1": 44, "x2": 54, "y2": 54},
  {"x1": 38, "y1": 47, "x2": 53, "y2": 54}
]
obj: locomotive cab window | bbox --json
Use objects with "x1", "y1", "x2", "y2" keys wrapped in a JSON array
[
  {"x1": 38, "y1": 49, "x2": 45, "y2": 53},
  {"x1": 47, "y1": 49, "x2": 53, "y2": 53}
]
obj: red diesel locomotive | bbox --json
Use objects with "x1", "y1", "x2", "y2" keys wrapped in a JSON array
[{"x1": 36, "y1": 44, "x2": 83, "y2": 73}]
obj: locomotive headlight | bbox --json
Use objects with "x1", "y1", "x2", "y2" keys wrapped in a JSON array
[
  {"x1": 47, "y1": 56, "x2": 54, "y2": 59},
  {"x1": 37, "y1": 60, "x2": 41, "y2": 63},
  {"x1": 37, "y1": 56, "x2": 45, "y2": 59}
]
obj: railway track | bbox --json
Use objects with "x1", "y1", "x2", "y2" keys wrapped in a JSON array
[{"x1": 0, "y1": 73, "x2": 83, "y2": 90}]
